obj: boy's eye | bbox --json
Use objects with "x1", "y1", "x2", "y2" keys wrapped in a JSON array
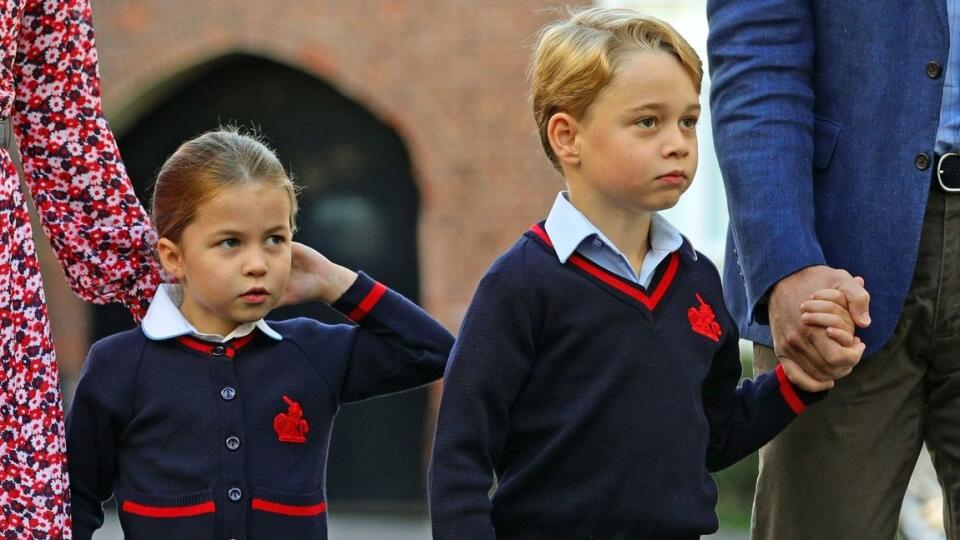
[
  {"x1": 219, "y1": 238, "x2": 240, "y2": 248},
  {"x1": 680, "y1": 116, "x2": 699, "y2": 129},
  {"x1": 266, "y1": 235, "x2": 287, "y2": 246},
  {"x1": 636, "y1": 117, "x2": 658, "y2": 128}
]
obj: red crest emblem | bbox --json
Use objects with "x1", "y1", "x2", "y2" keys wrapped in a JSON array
[
  {"x1": 687, "y1": 293, "x2": 722, "y2": 342},
  {"x1": 273, "y1": 395, "x2": 309, "y2": 443}
]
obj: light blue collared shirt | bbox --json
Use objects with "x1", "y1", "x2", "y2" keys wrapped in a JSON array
[
  {"x1": 937, "y1": 0, "x2": 960, "y2": 153},
  {"x1": 142, "y1": 284, "x2": 283, "y2": 343},
  {"x1": 543, "y1": 192, "x2": 696, "y2": 288}
]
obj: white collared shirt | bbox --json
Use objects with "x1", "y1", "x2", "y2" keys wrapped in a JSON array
[
  {"x1": 543, "y1": 192, "x2": 696, "y2": 288},
  {"x1": 142, "y1": 284, "x2": 283, "y2": 343}
]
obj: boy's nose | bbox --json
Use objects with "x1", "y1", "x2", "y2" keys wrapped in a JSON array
[{"x1": 662, "y1": 127, "x2": 691, "y2": 158}]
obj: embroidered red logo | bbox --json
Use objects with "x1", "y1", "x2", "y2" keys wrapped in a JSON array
[
  {"x1": 273, "y1": 395, "x2": 309, "y2": 443},
  {"x1": 687, "y1": 293, "x2": 722, "y2": 342}
]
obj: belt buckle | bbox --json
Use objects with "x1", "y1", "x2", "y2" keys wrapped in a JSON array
[{"x1": 938, "y1": 152, "x2": 960, "y2": 192}]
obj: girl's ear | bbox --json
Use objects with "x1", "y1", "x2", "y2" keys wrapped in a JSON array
[
  {"x1": 547, "y1": 112, "x2": 581, "y2": 167},
  {"x1": 157, "y1": 238, "x2": 186, "y2": 282}
]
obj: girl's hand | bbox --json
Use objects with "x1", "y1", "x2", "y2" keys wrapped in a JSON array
[{"x1": 278, "y1": 242, "x2": 357, "y2": 307}]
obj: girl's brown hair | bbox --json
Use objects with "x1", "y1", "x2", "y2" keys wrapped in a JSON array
[{"x1": 151, "y1": 126, "x2": 299, "y2": 242}]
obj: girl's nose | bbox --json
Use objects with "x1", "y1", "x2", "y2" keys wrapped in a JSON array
[{"x1": 243, "y1": 250, "x2": 268, "y2": 276}]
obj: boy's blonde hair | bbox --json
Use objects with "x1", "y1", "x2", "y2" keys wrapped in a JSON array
[
  {"x1": 530, "y1": 7, "x2": 702, "y2": 169},
  {"x1": 151, "y1": 126, "x2": 300, "y2": 242}
]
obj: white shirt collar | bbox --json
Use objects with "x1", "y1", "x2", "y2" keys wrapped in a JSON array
[
  {"x1": 543, "y1": 192, "x2": 696, "y2": 263},
  {"x1": 142, "y1": 284, "x2": 283, "y2": 343}
]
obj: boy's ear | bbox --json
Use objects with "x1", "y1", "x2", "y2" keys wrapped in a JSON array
[
  {"x1": 547, "y1": 112, "x2": 581, "y2": 167},
  {"x1": 156, "y1": 238, "x2": 186, "y2": 282}
]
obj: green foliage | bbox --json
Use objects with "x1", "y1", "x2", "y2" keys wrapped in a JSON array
[{"x1": 714, "y1": 450, "x2": 757, "y2": 530}]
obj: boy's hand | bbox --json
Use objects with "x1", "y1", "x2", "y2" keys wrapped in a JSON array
[
  {"x1": 277, "y1": 242, "x2": 358, "y2": 307},
  {"x1": 779, "y1": 358, "x2": 835, "y2": 392},
  {"x1": 800, "y1": 287, "x2": 856, "y2": 334},
  {"x1": 784, "y1": 280, "x2": 867, "y2": 391}
]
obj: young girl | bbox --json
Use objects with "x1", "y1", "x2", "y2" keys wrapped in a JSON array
[{"x1": 65, "y1": 128, "x2": 454, "y2": 540}]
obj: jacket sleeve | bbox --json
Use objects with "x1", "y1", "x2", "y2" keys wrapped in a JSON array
[
  {"x1": 66, "y1": 340, "x2": 136, "y2": 540},
  {"x1": 13, "y1": 0, "x2": 162, "y2": 322},
  {"x1": 707, "y1": 0, "x2": 825, "y2": 321},
  {"x1": 702, "y1": 319, "x2": 824, "y2": 471},
  {"x1": 429, "y1": 254, "x2": 535, "y2": 540},
  {"x1": 328, "y1": 272, "x2": 455, "y2": 403}
]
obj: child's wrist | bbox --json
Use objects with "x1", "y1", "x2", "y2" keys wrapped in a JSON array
[{"x1": 319, "y1": 265, "x2": 358, "y2": 304}]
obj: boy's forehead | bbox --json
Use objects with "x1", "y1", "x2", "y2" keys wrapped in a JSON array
[{"x1": 605, "y1": 53, "x2": 699, "y2": 105}]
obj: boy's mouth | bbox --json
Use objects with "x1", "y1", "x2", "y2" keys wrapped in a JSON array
[{"x1": 656, "y1": 170, "x2": 687, "y2": 185}]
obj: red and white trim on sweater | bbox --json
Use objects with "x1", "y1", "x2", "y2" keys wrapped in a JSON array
[
  {"x1": 529, "y1": 223, "x2": 680, "y2": 311},
  {"x1": 774, "y1": 364, "x2": 808, "y2": 414}
]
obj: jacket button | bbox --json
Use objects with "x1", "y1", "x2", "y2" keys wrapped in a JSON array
[
  {"x1": 225, "y1": 436, "x2": 241, "y2": 451},
  {"x1": 927, "y1": 61, "x2": 943, "y2": 79},
  {"x1": 220, "y1": 387, "x2": 236, "y2": 401},
  {"x1": 228, "y1": 487, "x2": 242, "y2": 501},
  {"x1": 212, "y1": 345, "x2": 226, "y2": 356},
  {"x1": 916, "y1": 153, "x2": 931, "y2": 170}
]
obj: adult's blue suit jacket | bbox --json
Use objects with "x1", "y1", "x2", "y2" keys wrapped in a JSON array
[{"x1": 708, "y1": 0, "x2": 949, "y2": 355}]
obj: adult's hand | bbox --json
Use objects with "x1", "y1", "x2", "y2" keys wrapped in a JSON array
[{"x1": 768, "y1": 266, "x2": 871, "y2": 389}]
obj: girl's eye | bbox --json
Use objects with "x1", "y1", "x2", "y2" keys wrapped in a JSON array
[
  {"x1": 637, "y1": 117, "x2": 658, "y2": 128},
  {"x1": 219, "y1": 238, "x2": 240, "y2": 248},
  {"x1": 680, "y1": 116, "x2": 699, "y2": 129},
  {"x1": 266, "y1": 235, "x2": 287, "y2": 246}
]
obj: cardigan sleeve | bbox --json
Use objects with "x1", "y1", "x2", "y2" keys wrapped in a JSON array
[
  {"x1": 429, "y1": 250, "x2": 536, "y2": 540},
  {"x1": 66, "y1": 338, "x2": 137, "y2": 540},
  {"x1": 329, "y1": 271, "x2": 454, "y2": 403},
  {"x1": 701, "y1": 311, "x2": 825, "y2": 472},
  {"x1": 13, "y1": 0, "x2": 162, "y2": 321}
]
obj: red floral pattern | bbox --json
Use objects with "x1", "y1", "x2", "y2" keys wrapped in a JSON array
[{"x1": 0, "y1": 0, "x2": 162, "y2": 537}]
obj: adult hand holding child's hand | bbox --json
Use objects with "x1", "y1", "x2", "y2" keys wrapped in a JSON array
[{"x1": 769, "y1": 266, "x2": 871, "y2": 392}]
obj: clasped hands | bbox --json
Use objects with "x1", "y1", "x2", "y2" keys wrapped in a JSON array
[{"x1": 769, "y1": 265, "x2": 871, "y2": 392}]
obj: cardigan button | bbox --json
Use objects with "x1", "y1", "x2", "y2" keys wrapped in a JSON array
[
  {"x1": 212, "y1": 345, "x2": 227, "y2": 356},
  {"x1": 220, "y1": 387, "x2": 236, "y2": 401},
  {"x1": 225, "y1": 436, "x2": 241, "y2": 451},
  {"x1": 228, "y1": 487, "x2": 242, "y2": 502}
]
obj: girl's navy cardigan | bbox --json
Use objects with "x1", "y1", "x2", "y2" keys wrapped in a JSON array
[
  {"x1": 67, "y1": 273, "x2": 454, "y2": 540},
  {"x1": 429, "y1": 225, "x2": 823, "y2": 539}
]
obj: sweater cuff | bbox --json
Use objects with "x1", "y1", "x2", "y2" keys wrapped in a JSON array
[
  {"x1": 774, "y1": 364, "x2": 827, "y2": 414},
  {"x1": 331, "y1": 272, "x2": 387, "y2": 323}
]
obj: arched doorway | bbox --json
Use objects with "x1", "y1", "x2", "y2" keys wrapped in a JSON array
[{"x1": 94, "y1": 53, "x2": 428, "y2": 507}]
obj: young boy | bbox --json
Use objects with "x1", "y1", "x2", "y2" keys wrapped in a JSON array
[{"x1": 428, "y1": 8, "x2": 864, "y2": 539}]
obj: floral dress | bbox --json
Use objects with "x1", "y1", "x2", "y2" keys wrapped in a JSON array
[{"x1": 0, "y1": 0, "x2": 161, "y2": 537}]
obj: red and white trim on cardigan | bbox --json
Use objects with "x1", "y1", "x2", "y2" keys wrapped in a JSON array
[
  {"x1": 348, "y1": 282, "x2": 388, "y2": 322},
  {"x1": 252, "y1": 498, "x2": 328, "y2": 517},
  {"x1": 121, "y1": 500, "x2": 216, "y2": 518},
  {"x1": 530, "y1": 223, "x2": 680, "y2": 311},
  {"x1": 176, "y1": 333, "x2": 256, "y2": 359}
]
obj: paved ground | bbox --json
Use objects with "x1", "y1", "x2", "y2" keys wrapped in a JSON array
[{"x1": 93, "y1": 509, "x2": 749, "y2": 539}]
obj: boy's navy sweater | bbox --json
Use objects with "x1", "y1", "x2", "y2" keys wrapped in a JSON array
[
  {"x1": 429, "y1": 224, "x2": 822, "y2": 540},
  {"x1": 66, "y1": 273, "x2": 454, "y2": 540}
]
